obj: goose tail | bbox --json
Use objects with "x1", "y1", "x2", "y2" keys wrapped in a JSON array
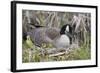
[{"x1": 28, "y1": 23, "x2": 44, "y2": 28}]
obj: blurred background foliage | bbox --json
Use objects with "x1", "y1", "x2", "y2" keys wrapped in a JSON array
[{"x1": 22, "y1": 10, "x2": 91, "y2": 63}]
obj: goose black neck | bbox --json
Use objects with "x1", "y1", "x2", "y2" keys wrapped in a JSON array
[{"x1": 60, "y1": 24, "x2": 67, "y2": 35}]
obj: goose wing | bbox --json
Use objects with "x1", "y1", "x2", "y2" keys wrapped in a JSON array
[
  {"x1": 45, "y1": 28, "x2": 60, "y2": 40},
  {"x1": 27, "y1": 28, "x2": 53, "y2": 46}
]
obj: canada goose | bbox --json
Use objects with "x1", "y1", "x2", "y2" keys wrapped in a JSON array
[{"x1": 25, "y1": 24, "x2": 73, "y2": 49}]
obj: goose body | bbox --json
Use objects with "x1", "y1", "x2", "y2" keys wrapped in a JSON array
[{"x1": 26, "y1": 24, "x2": 73, "y2": 49}]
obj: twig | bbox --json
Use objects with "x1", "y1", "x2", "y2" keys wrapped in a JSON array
[{"x1": 49, "y1": 50, "x2": 68, "y2": 57}]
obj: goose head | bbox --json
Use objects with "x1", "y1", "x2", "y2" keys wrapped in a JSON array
[{"x1": 60, "y1": 24, "x2": 72, "y2": 35}]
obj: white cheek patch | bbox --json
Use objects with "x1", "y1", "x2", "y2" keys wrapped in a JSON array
[{"x1": 66, "y1": 26, "x2": 69, "y2": 32}]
